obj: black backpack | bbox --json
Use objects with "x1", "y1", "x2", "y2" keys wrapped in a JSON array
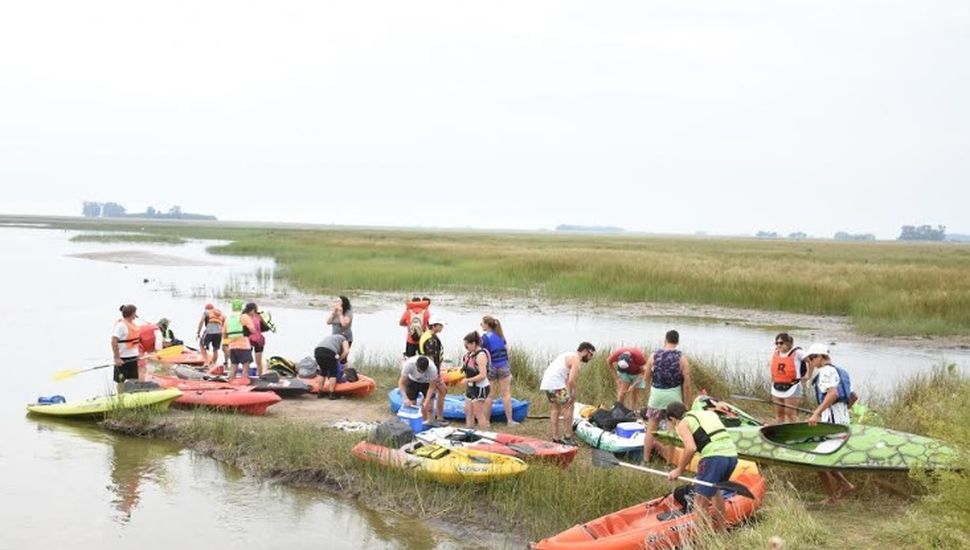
[{"x1": 343, "y1": 367, "x2": 359, "y2": 383}]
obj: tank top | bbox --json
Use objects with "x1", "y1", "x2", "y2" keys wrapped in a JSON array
[
  {"x1": 540, "y1": 352, "x2": 575, "y2": 391},
  {"x1": 651, "y1": 349, "x2": 684, "y2": 389}
]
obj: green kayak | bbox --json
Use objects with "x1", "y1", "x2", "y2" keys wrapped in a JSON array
[
  {"x1": 658, "y1": 421, "x2": 959, "y2": 471},
  {"x1": 26, "y1": 389, "x2": 182, "y2": 418}
]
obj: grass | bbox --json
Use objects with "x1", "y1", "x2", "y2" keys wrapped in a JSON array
[
  {"x1": 14, "y1": 216, "x2": 970, "y2": 336},
  {"x1": 103, "y1": 351, "x2": 969, "y2": 548},
  {"x1": 70, "y1": 232, "x2": 187, "y2": 244}
]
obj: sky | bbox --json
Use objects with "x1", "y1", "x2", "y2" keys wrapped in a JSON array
[{"x1": 1, "y1": 1, "x2": 968, "y2": 239}]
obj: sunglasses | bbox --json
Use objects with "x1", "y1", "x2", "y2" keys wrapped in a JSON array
[{"x1": 775, "y1": 341, "x2": 786, "y2": 345}]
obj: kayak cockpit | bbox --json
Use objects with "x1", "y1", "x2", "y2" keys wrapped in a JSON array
[{"x1": 759, "y1": 423, "x2": 850, "y2": 455}]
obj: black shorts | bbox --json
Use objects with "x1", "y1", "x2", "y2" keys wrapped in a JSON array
[
  {"x1": 229, "y1": 348, "x2": 253, "y2": 365},
  {"x1": 466, "y1": 384, "x2": 490, "y2": 401},
  {"x1": 114, "y1": 357, "x2": 139, "y2": 383},
  {"x1": 203, "y1": 333, "x2": 222, "y2": 351},
  {"x1": 251, "y1": 340, "x2": 265, "y2": 353},
  {"x1": 403, "y1": 342, "x2": 419, "y2": 357},
  {"x1": 315, "y1": 347, "x2": 339, "y2": 378},
  {"x1": 405, "y1": 379, "x2": 430, "y2": 401}
]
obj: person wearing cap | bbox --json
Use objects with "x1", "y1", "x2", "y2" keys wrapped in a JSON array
[
  {"x1": 222, "y1": 299, "x2": 255, "y2": 379},
  {"x1": 419, "y1": 318, "x2": 447, "y2": 421},
  {"x1": 804, "y1": 343, "x2": 856, "y2": 503},
  {"x1": 398, "y1": 355, "x2": 444, "y2": 422},
  {"x1": 326, "y1": 295, "x2": 354, "y2": 346},
  {"x1": 196, "y1": 303, "x2": 225, "y2": 368},
  {"x1": 607, "y1": 347, "x2": 647, "y2": 410},
  {"x1": 662, "y1": 400, "x2": 738, "y2": 531},
  {"x1": 157, "y1": 318, "x2": 182, "y2": 348}
]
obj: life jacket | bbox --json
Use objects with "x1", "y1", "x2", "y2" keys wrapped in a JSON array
[
  {"x1": 770, "y1": 347, "x2": 803, "y2": 384},
  {"x1": 117, "y1": 318, "x2": 141, "y2": 348},
  {"x1": 410, "y1": 443, "x2": 449, "y2": 459},
  {"x1": 138, "y1": 324, "x2": 158, "y2": 353},
  {"x1": 225, "y1": 313, "x2": 247, "y2": 340},
  {"x1": 405, "y1": 301, "x2": 430, "y2": 341},
  {"x1": 813, "y1": 364, "x2": 853, "y2": 405},
  {"x1": 258, "y1": 310, "x2": 276, "y2": 333},
  {"x1": 206, "y1": 309, "x2": 225, "y2": 326},
  {"x1": 683, "y1": 410, "x2": 731, "y2": 455},
  {"x1": 463, "y1": 348, "x2": 491, "y2": 386}
]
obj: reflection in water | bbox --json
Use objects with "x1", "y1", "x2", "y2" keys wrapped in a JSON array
[{"x1": 356, "y1": 505, "x2": 439, "y2": 550}]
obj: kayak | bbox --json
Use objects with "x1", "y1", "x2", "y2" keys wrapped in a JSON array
[
  {"x1": 156, "y1": 350, "x2": 207, "y2": 366},
  {"x1": 250, "y1": 377, "x2": 312, "y2": 397},
  {"x1": 530, "y1": 472, "x2": 766, "y2": 549},
  {"x1": 26, "y1": 389, "x2": 183, "y2": 418},
  {"x1": 149, "y1": 374, "x2": 235, "y2": 391},
  {"x1": 440, "y1": 367, "x2": 465, "y2": 386},
  {"x1": 388, "y1": 388, "x2": 529, "y2": 422},
  {"x1": 419, "y1": 426, "x2": 579, "y2": 467},
  {"x1": 351, "y1": 439, "x2": 528, "y2": 483},
  {"x1": 655, "y1": 444, "x2": 760, "y2": 481},
  {"x1": 303, "y1": 374, "x2": 376, "y2": 398},
  {"x1": 572, "y1": 402, "x2": 644, "y2": 456},
  {"x1": 173, "y1": 388, "x2": 281, "y2": 416},
  {"x1": 657, "y1": 421, "x2": 960, "y2": 471}
]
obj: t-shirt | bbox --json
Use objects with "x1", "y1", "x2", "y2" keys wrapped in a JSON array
[
  {"x1": 331, "y1": 310, "x2": 353, "y2": 342},
  {"x1": 540, "y1": 352, "x2": 576, "y2": 391},
  {"x1": 112, "y1": 319, "x2": 142, "y2": 359},
  {"x1": 813, "y1": 365, "x2": 850, "y2": 425},
  {"x1": 401, "y1": 356, "x2": 439, "y2": 384},
  {"x1": 607, "y1": 347, "x2": 647, "y2": 375},
  {"x1": 316, "y1": 334, "x2": 348, "y2": 355}
]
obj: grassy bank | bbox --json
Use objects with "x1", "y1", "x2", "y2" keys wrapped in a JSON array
[
  {"x1": 105, "y1": 351, "x2": 969, "y2": 548},
  {"x1": 27, "y1": 217, "x2": 970, "y2": 337},
  {"x1": 70, "y1": 232, "x2": 187, "y2": 244}
]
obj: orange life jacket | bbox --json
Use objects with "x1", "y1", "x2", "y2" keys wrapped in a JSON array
[
  {"x1": 404, "y1": 300, "x2": 430, "y2": 342},
  {"x1": 770, "y1": 347, "x2": 802, "y2": 384},
  {"x1": 117, "y1": 318, "x2": 141, "y2": 348},
  {"x1": 206, "y1": 309, "x2": 225, "y2": 326},
  {"x1": 139, "y1": 324, "x2": 158, "y2": 353}
]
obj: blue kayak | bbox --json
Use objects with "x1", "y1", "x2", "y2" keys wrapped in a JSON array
[{"x1": 388, "y1": 388, "x2": 529, "y2": 422}]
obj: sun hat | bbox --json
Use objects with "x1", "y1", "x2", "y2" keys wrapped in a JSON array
[
  {"x1": 805, "y1": 343, "x2": 830, "y2": 357},
  {"x1": 429, "y1": 317, "x2": 445, "y2": 326}
]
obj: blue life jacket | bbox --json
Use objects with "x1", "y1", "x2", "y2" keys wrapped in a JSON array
[{"x1": 813, "y1": 364, "x2": 852, "y2": 405}]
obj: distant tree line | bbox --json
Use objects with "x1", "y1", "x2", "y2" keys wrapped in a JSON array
[
  {"x1": 834, "y1": 231, "x2": 876, "y2": 241},
  {"x1": 81, "y1": 202, "x2": 216, "y2": 221},
  {"x1": 898, "y1": 225, "x2": 946, "y2": 241},
  {"x1": 755, "y1": 231, "x2": 808, "y2": 239}
]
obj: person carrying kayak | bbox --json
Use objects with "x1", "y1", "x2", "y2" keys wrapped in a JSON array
[
  {"x1": 662, "y1": 400, "x2": 738, "y2": 532},
  {"x1": 538, "y1": 341, "x2": 596, "y2": 445},
  {"x1": 397, "y1": 355, "x2": 446, "y2": 423},
  {"x1": 399, "y1": 297, "x2": 431, "y2": 358},
  {"x1": 642, "y1": 330, "x2": 692, "y2": 463},
  {"x1": 196, "y1": 303, "x2": 224, "y2": 368},
  {"x1": 804, "y1": 343, "x2": 856, "y2": 504},
  {"x1": 223, "y1": 299, "x2": 255, "y2": 380},
  {"x1": 769, "y1": 333, "x2": 807, "y2": 424},
  {"x1": 606, "y1": 347, "x2": 647, "y2": 410}
]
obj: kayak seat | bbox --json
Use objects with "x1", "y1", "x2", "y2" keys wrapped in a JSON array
[{"x1": 656, "y1": 510, "x2": 685, "y2": 521}]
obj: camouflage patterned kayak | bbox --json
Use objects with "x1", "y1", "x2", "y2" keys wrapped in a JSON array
[{"x1": 659, "y1": 421, "x2": 959, "y2": 471}]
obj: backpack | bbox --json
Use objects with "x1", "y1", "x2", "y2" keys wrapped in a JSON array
[
  {"x1": 814, "y1": 364, "x2": 853, "y2": 405},
  {"x1": 296, "y1": 356, "x2": 319, "y2": 378},
  {"x1": 343, "y1": 367, "x2": 359, "y2": 383},
  {"x1": 407, "y1": 311, "x2": 424, "y2": 341},
  {"x1": 258, "y1": 310, "x2": 276, "y2": 333}
]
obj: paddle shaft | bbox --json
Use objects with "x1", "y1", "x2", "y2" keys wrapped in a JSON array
[
  {"x1": 609, "y1": 459, "x2": 754, "y2": 499},
  {"x1": 731, "y1": 394, "x2": 813, "y2": 415},
  {"x1": 54, "y1": 345, "x2": 185, "y2": 381},
  {"x1": 456, "y1": 429, "x2": 535, "y2": 455}
]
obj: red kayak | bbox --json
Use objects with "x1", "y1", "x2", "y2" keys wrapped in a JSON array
[
  {"x1": 420, "y1": 427, "x2": 579, "y2": 467},
  {"x1": 150, "y1": 375, "x2": 235, "y2": 391},
  {"x1": 173, "y1": 389, "x2": 281, "y2": 416},
  {"x1": 304, "y1": 375, "x2": 376, "y2": 398}
]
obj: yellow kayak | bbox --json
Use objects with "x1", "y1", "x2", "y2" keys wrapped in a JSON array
[
  {"x1": 352, "y1": 439, "x2": 527, "y2": 483},
  {"x1": 26, "y1": 389, "x2": 183, "y2": 418},
  {"x1": 655, "y1": 443, "x2": 760, "y2": 480}
]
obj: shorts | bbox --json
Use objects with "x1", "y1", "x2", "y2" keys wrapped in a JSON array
[
  {"x1": 770, "y1": 381, "x2": 803, "y2": 399},
  {"x1": 250, "y1": 340, "x2": 265, "y2": 353},
  {"x1": 487, "y1": 364, "x2": 512, "y2": 380},
  {"x1": 202, "y1": 333, "x2": 222, "y2": 351},
  {"x1": 405, "y1": 379, "x2": 430, "y2": 401},
  {"x1": 694, "y1": 456, "x2": 739, "y2": 497},
  {"x1": 543, "y1": 388, "x2": 570, "y2": 405},
  {"x1": 403, "y1": 342, "x2": 419, "y2": 357},
  {"x1": 617, "y1": 372, "x2": 646, "y2": 389},
  {"x1": 466, "y1": 384, "x2": 491, "y2": 401},
  {"x1": 315, "y1": 347, "x2": 339, "y2": 378},
  {"x1": 647, "y1": 385, "x2": 682, "y2": 411},
  {"x1": 114, "y1": 356, "x2": 139, "y2": 383},
  {"x1": 229, "y1": 348, "x2": 253, "y2": 365}
]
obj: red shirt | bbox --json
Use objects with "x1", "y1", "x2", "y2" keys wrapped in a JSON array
[{"x1": 607, "y1": 347, "x2": 647, "y2": 375}]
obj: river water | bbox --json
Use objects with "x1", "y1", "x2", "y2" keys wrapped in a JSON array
[{"x1": 3, "y1": 226, "x2": 968, "y2": 549}]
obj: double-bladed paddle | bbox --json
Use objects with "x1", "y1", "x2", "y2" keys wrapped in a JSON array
[
  {"x1": 590, "y1": 449, "x2": 755, "y2": 499},
  {"x1": 730, "y1": 394, "x2": 814, "y2": 415},
  {"x1": 456, "y1": 428, "x2": 536, "y2": 456},
  {"x1": 52, "y1": 345, "x2": 186, "y2": 381}
]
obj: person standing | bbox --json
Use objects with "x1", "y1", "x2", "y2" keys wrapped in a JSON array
[
  {"x1": 770, "y1": 333, "x2": 807, "y2": 424},
  {"x1": 223, "y1": 299, "x2": 255, "y2": 380},
  {"x1": 399, "y1": 297, "x2": 431, "y2": 358},
  {"x1": 418, "y1": 317, "x2": 446, "y2": 422},
  {"x1": 538, "y1": 342, "x2": 596, "y2": 445},
  {"x1": 461, "y1": 331, "x2": 491, "y2": 429},
  {"x1": 805, "y1": 343, "x2": 856, "y2": 504},
  {"x1": 397, "y1": 355, "x2": 445, "y2": 423},
  {"x1": 663, "y1": 401, "x2": 739, "y2": 532},
  {"x1": 196, "y1": 303, "x2": 224, "y2": 368},
  {"x1": 642, "y1": 330, "x2": 692, "y2": 463},
  {"x1": 112, "y1": 304, "x2": 143, "y2": 394},
  {"x1": 481, "y1": 316, "x2": 517, "y2": 426},
  {"x1": 315, "y1": 333, "x2": 350, "y2": 400},
  {"x1": 244, "y1": 303, "x2": 266, "y2": 377},
  {"x1": 606, "y1": 347, "x2": 647, "y2": 410},
  {"x1": 327, "y1": 295, "x2": 354, "y2": 346}
]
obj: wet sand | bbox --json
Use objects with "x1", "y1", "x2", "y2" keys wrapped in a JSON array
[{"x1": 69, "y1": 250, "x2": 222, "y2": 267}]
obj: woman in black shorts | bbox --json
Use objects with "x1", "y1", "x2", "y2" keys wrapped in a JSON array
[
  {"x1": 460, "y1": 332, "x2": 491, "y2": 429},
  {"x1": 314, "y1": 334, "x2": 349, "y2": 400}
]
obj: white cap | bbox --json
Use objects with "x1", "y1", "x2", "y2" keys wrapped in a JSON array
[
  {"x1": 616, "y1": 359, "x2": 630, "y2": 371},
  {"x1": 805, "y1": 343, "x2": 830, "y2": 356},
  {"x1": 429, "y1": 317, "x2": 445, "y2": 326}
]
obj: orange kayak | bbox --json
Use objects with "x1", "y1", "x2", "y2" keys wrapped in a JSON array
[
  {"x1": 173, "y1": 388, "x2": 281, "y2": 416},
  {"x1": 304, "y1": 375, "x2": 376, "y2": 398},
  {"x1": 531, "y1": 472, "x2": 765, "y2": 549},
  {"x1": 156, "y1": 349, "x2": 208, "y2": 366},
  {"x1": 655, "y1": 444, "x2": 760, "y2": 481}
]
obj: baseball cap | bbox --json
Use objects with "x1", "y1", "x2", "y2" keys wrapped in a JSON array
[
  {"x1": 429, "y1": 317, "x2": 445, "y2": 326},
  {"x1": 205, "y1": 303, "x2": 214, "y2": 310},
  {"x1": 805, "y1": 343, "x2": 830, "y2": 357}
]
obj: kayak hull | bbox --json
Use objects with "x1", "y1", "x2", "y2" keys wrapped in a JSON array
[
  {"x1": 26, "y1": 389, "x2": 183, "y2": 418},
  {"x1": 572, "y1": 402, "x2": 644, "y2": 456},
  {"x1": 173, "y1": 389, "x2": 281, "y2": 416},
  {"x1": 388, "y1": 388, "x2": 529, "y2": 422},
  {"x1": 351, "y1": 440, "x2": 527, "y2": 483},
  {"x1": 304, "y1": 375, "x2": 376, "y2": 398},
  {"x1": 420, "y1": 427, "x2": 578, "y2": 467}
]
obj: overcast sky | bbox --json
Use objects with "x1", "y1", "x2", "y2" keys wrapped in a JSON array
[{"x1": 1, "y1": 1, "x2": 968, "y2": 238}]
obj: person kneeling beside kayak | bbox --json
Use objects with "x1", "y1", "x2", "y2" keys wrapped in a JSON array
[{"x1": 663, "y1": 400, "x2": 738, "y2": 532}]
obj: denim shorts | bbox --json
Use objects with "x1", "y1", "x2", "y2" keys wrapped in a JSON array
[{"x1": 695, "y1": 456, "x2": 739, "y2": 497}]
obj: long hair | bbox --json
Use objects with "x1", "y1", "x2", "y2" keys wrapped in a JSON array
[
  {"x1": 339, "y1": 295, "x2": 351, "y2": 312},
  {"x1": 482, "y1": 315, "x2": 505, "y2": 340}
]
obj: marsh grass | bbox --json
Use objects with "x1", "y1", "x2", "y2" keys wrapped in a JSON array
[
  {"x1": 70, "y1": 232, "x2": 186, "y2": 244},
  {"x1": 49, "y1": 220, "x2": 970, "y2": 336}
]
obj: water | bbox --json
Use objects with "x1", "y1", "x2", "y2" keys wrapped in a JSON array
[{"x1": 2, "y1": 227, "x2": 967, "y2": 549}]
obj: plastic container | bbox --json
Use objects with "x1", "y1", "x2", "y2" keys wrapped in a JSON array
[
  {"x1": 615, "y1": 421, "x2": 645, "y2": 438},
  {"x1": 248, "y1": 367, "x2": 257, "y2": 377},
  {"x1": 397, "y1": 405, "x2": 426, "y2": 434}
]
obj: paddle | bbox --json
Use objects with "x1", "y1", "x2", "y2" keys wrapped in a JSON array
[
  {"x1": 414, "y1": 433, "x2": 491, "y2": 463},
  {"x1": 591, "y1": 449, "x2": 755, "y2": 499},
  {"x1": 456, "y1": 428, "x2": 536, "y2": 456},
  {"x1": 730, "y1": 394, "x2": 814, "y2": 415},
  {"x1": 52, "y1": 345, "x2": 185, "y2": 381}
]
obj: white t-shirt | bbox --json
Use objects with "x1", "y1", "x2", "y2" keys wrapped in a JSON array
[
  {"x1": 401, "y1": 356, "x2": 439, "y2": 384},
  {"x1": 113, "y1": 319, "x2": 142, "y2": 359},
  {"x1": 540, "y1": 352, "x2": 576, "y2": 391},
  {"x1": 813, "y1": 365, "x2": 850, "y2": 425}
]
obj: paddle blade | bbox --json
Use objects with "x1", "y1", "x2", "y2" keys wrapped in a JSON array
[
  {"x1": 153, "y1": 344, "x2": 186, "y2": 358},
  {"x1": 508, "y1": 443, "x2": 536, "y2": 456},
  {"x1": 716, "y1": 480, "x2": 755, "y2": 500},
  {"x1": 591, "y1": 449, "x2": 621, "y2": 469},
  {"x1": 52, "y1": 368, "x2": 83, "y2": 381}
]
